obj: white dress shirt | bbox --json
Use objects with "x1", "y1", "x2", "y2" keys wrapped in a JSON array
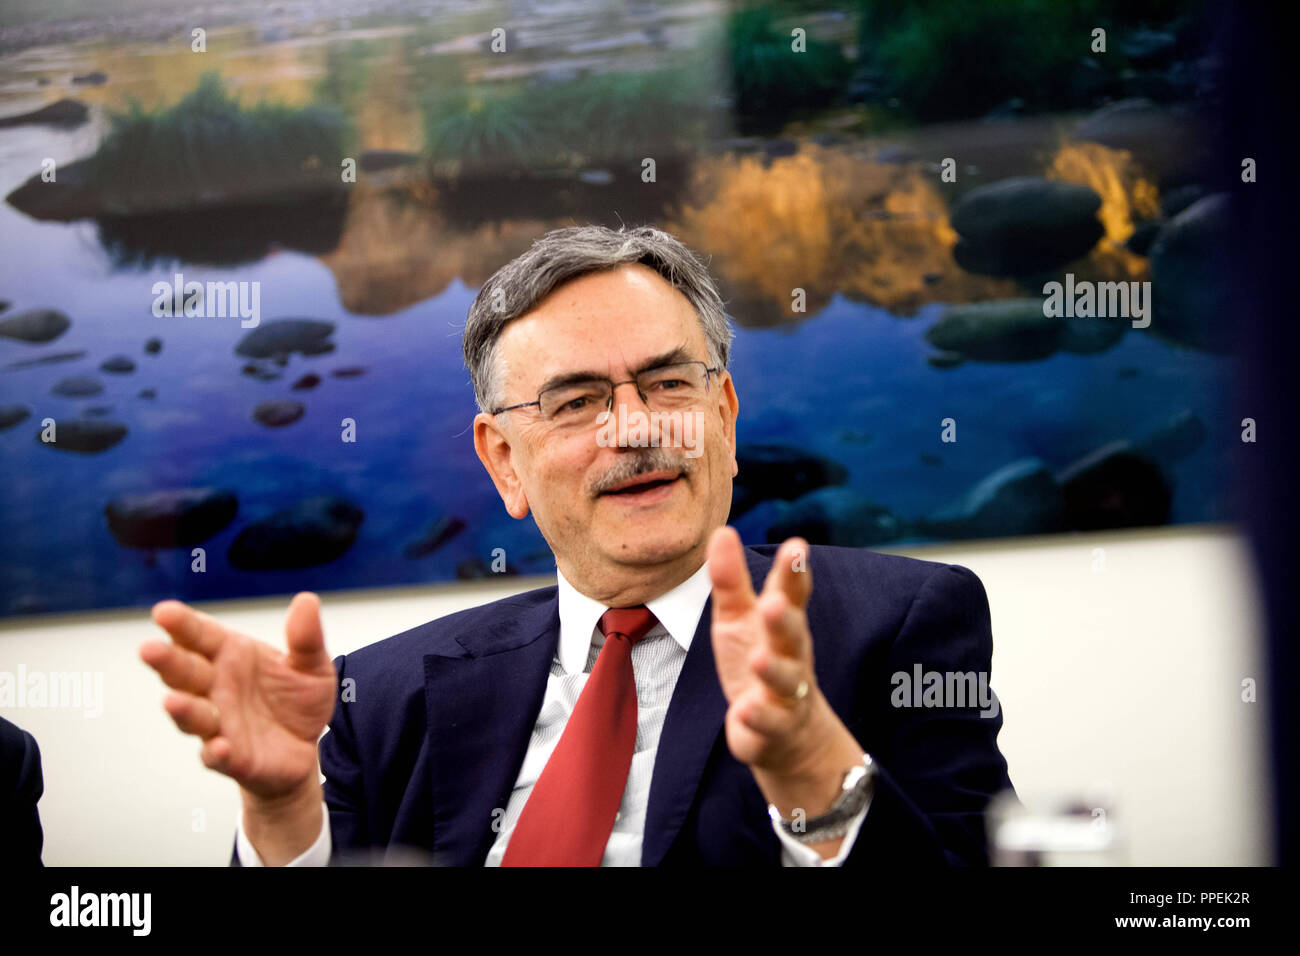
[{"x1": 236, "y1": 559, "x2": 869, "y2": 866}]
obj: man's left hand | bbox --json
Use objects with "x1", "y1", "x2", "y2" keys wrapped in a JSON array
[{"x1": 707, "y1": 526, "x2": 866, "y2": 829}]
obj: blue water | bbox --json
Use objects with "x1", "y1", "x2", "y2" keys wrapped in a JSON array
[{"x1": 0, "y1": 124, "x2": 1237, "y2": 617}]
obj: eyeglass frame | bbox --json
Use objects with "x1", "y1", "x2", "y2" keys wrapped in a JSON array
[{"x1": 489, "y1": 359, "x2": 723, "y2": 419}]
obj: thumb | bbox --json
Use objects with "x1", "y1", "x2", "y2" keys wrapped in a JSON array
[
  {"x1": 284, "y1": 592, "x2": 330, "y2": 674},
  {"x1": 707, "y1": 526, "x2": 756, "y2": 618}
]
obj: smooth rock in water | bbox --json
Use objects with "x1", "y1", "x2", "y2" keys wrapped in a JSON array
[
  {"x1": 36, "y1": 419, "x2": 128, "y2": 453},
  {"x1": 835, "y1": 428, "x2": 873, "y2": 444},
  {"x1": 1135, "y1": 410, "x2": 1206, "y2": 467},
  {"x1": 235, "y1": 319, "x2": 335, "y2": 361},
  {"x1": 241, "y1": 363, "x2": 281, "y2": 382},
  {"x1": 1057, "y1": 443, "x2": 1171, "y2": 531},
  {"x1": 1072, "y1": 98, "x2": 1198, "y2": 180},
  {"x1": 291, "y1": 373, "x2": 321, "y2": 390},
  {"x1": 71, "y1": 71, "x2": 108, "y2": 86},
  {"x1": 1161, "y1": 183, "x2": 1207, "y2": 219},
  {"x1": 730, "y1": 444, "x2": 849, "y2": 519},
  {"x1": 949, "y1": 178, "x2": 1104, "y2": 276},
  {"x1": 1149, "y1": 193, "x2": 1233, "y2": 352},
  {"x1": 1119, "y1": 28, "x2": 1179, "y2": 65},
  {"x1": 1059, "y1": 311, "x2": 1127, "y2": 355},
  {"x1": 52, "y1": 375, "x2": 102, "y2": 397},
  {"x1": 925, "y1": 300, "x2": 1062, "y2": 362},
  {"x1": 404, "y1": 516, "x2": 467, "y2": 559},
  {"x1": 144, "y1": 337, "x2": 162, "y2": 354},
  {"x1": 0, "y1": 405, "x2": 31, "y2": 430},
  {"x1": 358, "y1": 150, "x2": 420, "y2": 172},
  {"x1": 105, "y1": 488, "x2": 238, "y2": 549},
  {"x1": 766, "y1": 488, "x2": 902, "y2": 547},
  {"x1": 0, "y1": 98, "x2": 88, "y2": 128},
  {"x1": 926, "y1": 351, "x2": 965, "y2": 370},
  {"x1": 2, "y1": 349, "x2": 85, "y2": 370},
  {"x1": 457, "y1": 556, "x2": 519, "y2": 579},
  {"x1": 0, "y1": 308, "x2": 71, "y2": 343},
  {"x1": 1125, "y1": 219, "x2": 1162, "y2": 256},
  {"x1": 917, "y1": 458, "x2": 1065, "y2": 539},
  {"x1": 252, "y1": 399, "x2": 305, "y2": 427},
  {"x1": 300, "y1": 340, "x2": 336, "y2": 357},
  {"x1": 983, "y1": 97, "x2": 1026, "y2": 122},
  {"x1": 100, "y1": 355, "x2": 136, "y2": 374},
  {"x1": 331, "y1": 366, "x2": 366, "y2": 378},
  {"x1": 227, "y1": 496, "x2": 364, "y2": 570},
  {"x1": 763, "y1": 139, "x2": 798, "y2": 159}
]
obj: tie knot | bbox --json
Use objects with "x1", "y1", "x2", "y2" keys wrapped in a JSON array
[{"x1": 598, "y1": 605, "x2": 658, "y2": 647}]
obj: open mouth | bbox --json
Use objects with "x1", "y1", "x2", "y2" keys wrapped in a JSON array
[{"x1": 601, "y1": 474, "x2": 682, "y2": 498}]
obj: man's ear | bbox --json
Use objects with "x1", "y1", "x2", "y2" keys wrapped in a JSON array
[
  {"x1": 473, "y1": 413, "x2": 530, "y2": 519},
  {"x1": 717, "y1": 371, "x2": 740, "y2": 477}
]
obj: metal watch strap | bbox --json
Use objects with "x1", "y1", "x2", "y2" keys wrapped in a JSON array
[{"x1": 768, "y1": 752, "x2": 875, "y2": 844}]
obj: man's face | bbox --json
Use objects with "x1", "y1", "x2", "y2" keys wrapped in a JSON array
[{"x1": 473, "y1": 263, "x2": 739, "y2": 598}]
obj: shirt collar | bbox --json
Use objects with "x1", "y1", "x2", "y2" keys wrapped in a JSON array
[{"x1": 554, "y1": 558, "x2": 713, "y2": 675}]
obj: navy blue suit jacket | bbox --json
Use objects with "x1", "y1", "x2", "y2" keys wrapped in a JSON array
[
  {"x1": 234, "y1": 543, "x2": 1015, "y2": 866},
  {"x1": 0, "y1": 715, "x2": 45, "y2": 867}
]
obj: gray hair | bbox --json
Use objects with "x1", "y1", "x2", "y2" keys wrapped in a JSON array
[{"x1": 462, "y1": 224, "x2": 733, "y2": 413}]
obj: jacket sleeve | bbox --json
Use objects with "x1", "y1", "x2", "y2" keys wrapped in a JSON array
[
  {"x1": 319, "y1": 651, "x2": 368, "y2": 863},
  {"x1": 230, "y1": 652, "x2": 362, "y2": 866},
  {"x1": 0, "y1": 716, "x2": 45, "y2": 867},
  {"x1": 842, "y1": 563, "x2": 1017, "y2": 868}
]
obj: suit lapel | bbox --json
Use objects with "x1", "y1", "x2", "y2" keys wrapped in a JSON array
[
  {"x1": 641, "y1": 546, "x2": 773, "y2": 865},
  {"x1": 422, "y1": 545, "x2": 774, "y2": 867},
  {"x1": 423, "y1": 592, "x2": 558, "y2": 866}
]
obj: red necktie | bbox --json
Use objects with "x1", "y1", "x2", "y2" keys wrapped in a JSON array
[{"x1": 500, "y1": 605, "x2": 659, "y2": 866}]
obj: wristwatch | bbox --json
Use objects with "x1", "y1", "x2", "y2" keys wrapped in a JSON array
[{"x1": 768, "y1": 752, "x2": 876, "y2": 844}]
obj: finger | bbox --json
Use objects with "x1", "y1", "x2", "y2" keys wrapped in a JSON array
[
  {"x1": 151, "y1": 600, "x2": 223, "y2": 659},
  {"x1": 139, "y1": 640, "x2": 215, "y2": 696},
  {"x1": 707, "y1": 526, "x2": 757, "y2": 618},
  {"x1": 199, "y1": 736, "x2": 234, "y2": 775},
  {"x1": 162, "y1": 690, "x2": 222, "y2": 739},
  {"x1": 762, "y1": 537, "x2": 812, "y2": 612},
  {"x1": 749, "y1": 643, "x2": 806, "y2": 700},
  {"x1": 284, "y1": 592, "x2": 331, "y2": 674},
  {"x1": 757, "y1": 588, "x2": 809, "y2": 660},
  {"x1": 735, "y1": 688, "x2": 796, "y2": 735}
]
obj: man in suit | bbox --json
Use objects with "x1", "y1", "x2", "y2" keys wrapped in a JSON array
[
  {"x1": 142, "y1": 224, "x2": 1014, "y2": 867},
  {"x1": 0, "y1": 714, "x2": 45, "y2": 866}
]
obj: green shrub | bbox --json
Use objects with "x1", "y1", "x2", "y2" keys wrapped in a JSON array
[
  {"x1": 725, "y1": 4, "x2": 854, "y2": 128},
  {"x1": 85, "y1": 71, "x2": 351, "y2": 207}
]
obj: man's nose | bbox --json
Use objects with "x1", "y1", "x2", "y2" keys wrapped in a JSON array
[{"x1": 608, "y1": 379, "x2": 650, "y2": 412}]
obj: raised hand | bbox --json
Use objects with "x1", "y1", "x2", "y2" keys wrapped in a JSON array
[
  {"x1": 707, "y1": 526, "x2": 819, "y2": 771},
  {"x1": 140, "y1": 592, "x2": 337, "y2": 801},
  {"x1": 707, "y1": 526, "x2": 866, "y2": 838}
]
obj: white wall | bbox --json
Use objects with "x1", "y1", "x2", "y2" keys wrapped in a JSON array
[{"x1": 0, "y1": 524, "x2": 1272, "y2": 865}]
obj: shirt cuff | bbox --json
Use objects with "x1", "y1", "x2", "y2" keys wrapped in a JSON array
[
  {"x1": 776, "y1": 791, "x2": 872, "y2": 867},
  {"x1": 235, "y1": 800, "x2": 331, "y2": 867}
]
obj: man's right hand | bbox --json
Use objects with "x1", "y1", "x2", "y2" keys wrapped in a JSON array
[{"x1": 141, "y1": 591, "x2": 338, "y2": 863}]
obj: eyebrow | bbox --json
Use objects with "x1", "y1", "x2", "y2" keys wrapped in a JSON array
[{"x1": 534, "y1": 346, "x2": 697, "y2": 394}]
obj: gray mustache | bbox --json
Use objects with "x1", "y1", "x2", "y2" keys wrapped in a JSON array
[{"x1": 591, "y1": 447, "x2": 697, "y2": 497}]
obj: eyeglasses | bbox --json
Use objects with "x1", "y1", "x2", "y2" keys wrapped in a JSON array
[{"x1": 491, "y1": 360, "x2": 721, "y2": 429}]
